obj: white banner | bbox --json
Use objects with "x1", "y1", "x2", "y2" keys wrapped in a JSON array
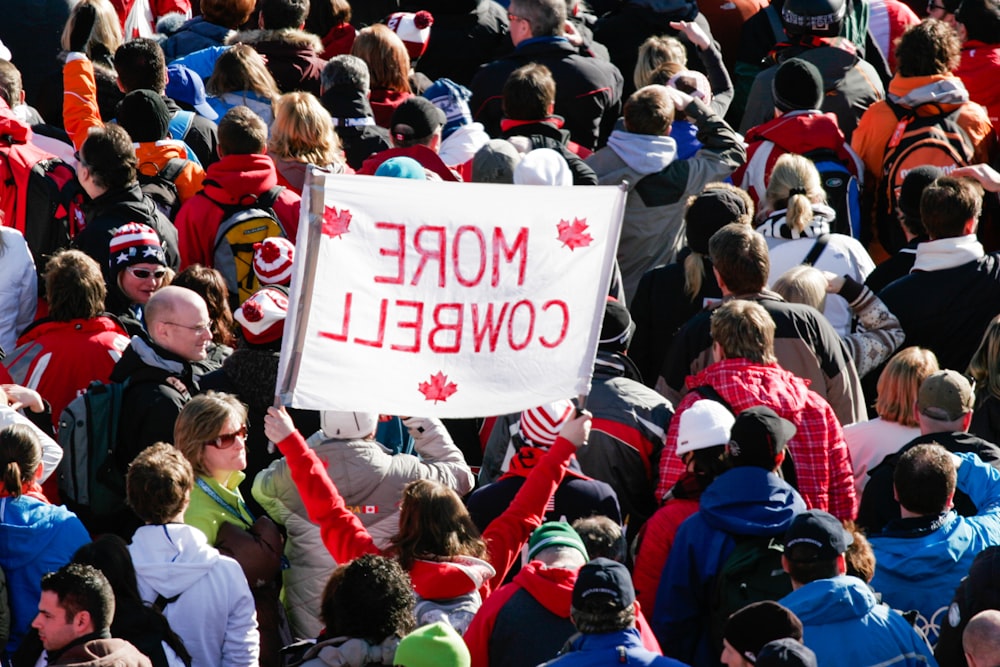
[{"x1": 276, "y1": 172, "x2": 625, "y2": 418}]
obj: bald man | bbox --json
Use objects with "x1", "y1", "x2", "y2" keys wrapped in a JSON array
[{"x1": 965, "y1": 610, "x2": 1000, "y2": 667}]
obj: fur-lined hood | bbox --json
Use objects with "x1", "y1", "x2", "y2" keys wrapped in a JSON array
[{"x1": 228, "y1": 28, "x2": 323, "y2": 52}]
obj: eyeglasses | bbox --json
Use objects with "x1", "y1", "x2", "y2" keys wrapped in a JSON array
[
  {"x1": 163, "y1": 321, "x2": 213, "y2": 336},
  {"x1": 126, "y1": 266, "x2": 167, "y2": 280},
  {"x1": 206, "y1": 425, "x2": 248, "y2": 449}
]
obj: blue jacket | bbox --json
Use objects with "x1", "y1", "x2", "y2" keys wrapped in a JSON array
[
  {"x1": 0, "y1": 496, "x2": 90, "y2": 652},
  {"x1": 782, "y1": 575, "x2": 937, "y2": 667},
  {"x1": 162, "y1": 18, "x2": 233, "y2": 62},
  {"x1": 541, "y1": 628, "x2": 689, "y2": 667},
  {"x1": 869, "y1": 452, "x2": 1000, "y2": 646},
  {"x1": 652, "y1": 466, "x2": 806, "y2": 666}
]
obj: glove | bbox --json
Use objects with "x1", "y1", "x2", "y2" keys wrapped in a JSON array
[{"x1": 68, "y1": 3, "x2": 98, "y2": 54}]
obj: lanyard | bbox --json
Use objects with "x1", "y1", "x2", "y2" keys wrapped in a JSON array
[{"x1": 196, "y1": 477, "x2": 254, "y2": 528}]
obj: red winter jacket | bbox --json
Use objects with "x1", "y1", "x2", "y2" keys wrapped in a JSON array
[
  {"x1": 632, "y1": 496, "x2": 699, "y2": 614},
  {"x1": 957, "y1": 41, "x2": 1000, "y2": 128},
  {"x1": 174, "y1": 153, "x2": 301, "y2": 269}
]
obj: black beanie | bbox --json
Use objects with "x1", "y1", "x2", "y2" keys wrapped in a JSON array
[
  {"x1": 724, "y1": 601, "x2": 804, "y2": 664},
  {"x1": 898, "y1": 165, "x2": 943, "y2": 220},
  {"x1": 772, "y1": 58, "x2": 824, "y2": 113},
  {"x1": 686, "y1": 188, "x2": 750, "y2": 254},
  {"x1": 117, "y1": 89, "x2": 170, "y2": 143}
]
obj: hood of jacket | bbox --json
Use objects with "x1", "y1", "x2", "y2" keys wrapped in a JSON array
[
  {"x1": 0, "y1": 497, "x2": 81, "y2": 569},
  {"x1": 172, "y1": 16, "x2": 233, "y2": 42},
  {"x1": 439, "y1": 122, "x2": 490, "y2": 167},
  {"x1": 513, "y1": 561, "x2": 576, "y2": 618},
  {"x1": 82, "y1": 183, "x2": 156, "y2": 225},
  {"x1": 201, "y1": 153, "x2": 280, "y2": 206},
  {"x1": 408, "y1": 555, "x2": 496, "y2": 600},
  {"x1": 699, "y1": 466, "x2": 806, "y2": 536},
  {"x1": 110, "y1": 335, "x2": 191, "y2": 383},
  {"x1": 228, "y1": 28, "x2": 323, "y2": 53},
  {"x1": 745, "y1": 110, "x2": 851, "y2": 156},
  {"x1": 606, "y1": 128, "x2": 677, "y2": 175},
  {"x1": 756, "y1": 203, "x2": 837, "y2": 240},
  {"x1": 888, "y1": 74, "x2": 970, "y2": 112},
  {"x1": 129, "y1": 523, "x2": 222, "y2": 599},
  {"x1": 782, "y1": 574, "x2": 877, "y2": 625}
]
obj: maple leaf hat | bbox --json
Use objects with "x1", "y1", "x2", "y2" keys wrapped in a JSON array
[{"x1": 253, "y1": 237, "x2": 295, "y2": 287}]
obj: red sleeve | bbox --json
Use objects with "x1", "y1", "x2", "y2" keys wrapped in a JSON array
[
  {"x1": 825, "y1": 405, "x2": 859, "y2": 521},
  {"x1": 275, "y1": 190, "x2": 302, "y2": 244},
  {"x1": 463, "y1": 582, "x2": 521, "y2": 667},
  {"x1": 634, "y1": 601, "x2": 663, "y2": 653},
  {"x1": 174, "y1": 195, "x2": 213, "y2": 269},
  {"x1": 275, "y1": 430, "x2": 381, "y2": 563}
]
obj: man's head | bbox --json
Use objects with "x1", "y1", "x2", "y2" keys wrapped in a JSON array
[
  {"x1": 915, "y1": 369, "x2": 975, "y2": 434},
  {"x1": 321, "y1": 54, "x2": 370, "y2": 96},
  {"x1": 0, "y1": 59, "x2": 24, "y2": 109},
  {"x1": 710, "y1": 300, "x2": 777, "y2": 365},
  {"x1": 623, "y1": 85, "x2": 674, "y2": 137},
  {"x1": 896, "y1": 19, "x2": 962, "y2": 77},
  {"x1": 218, "y1": 105, "x2": 268, "y2": 157},
  {"x1": 598, "y1": 297, "x2": 635, "y2": 354},
  {"x1": 708, "y1": 224, "x2": 770, "y2": 295},
  {"x1": 781, "y1": 0, "x2": 846, "y2": 37},
  {"x1": 570, "y1": 558, "x2": 637, "y2": 633},
  {"x1": 782, "y1": 510, "x2": 853, "y2": 586},
  {"x1": 114, "y1": 38, "x2": 167, "y2": 93},
  {"x1": 389, "y1": 96, "x2": 446, "y2": 149},
  {"x1": 78, "y1": 124, "x2": 137, "y2": 198},
  {"x1": 526, "y1": 521, "x2": 589, "y2": 568},
  {"x1": 894, "y1": 443, "x2": 957, "y2": 516},
  {"x1": 503, "y1": 63, "x2": 556, "y2": 121},
  {"x1": 964, "y1": 610, "x2": 1000, "y2": 667},
  {"x1": 572, "y1": 515, "x2": 627, "y2": 562},
  {"x1": 117, "y1": 89, "x2": 170, "y2": 143},
  {"x1": 921, "y1": 176, "x2": 984, "y2": 240},
  {"x1": 956, "y1": 0, "x2": 1000, "y2": 44},
  {"x1": 320, "y1": 554, "x2": 415, "y2": 643},
  {"x1": 144, "y1": 286, "x2": 213, "y2": 361},
  {"x1": 259, "y1": 0, "x2": 309, "y2": 30},
  {"x1": 44, "y1": 250, "x2": 106, "y2": 322},
  {"x1": 722, "y1": 601, "x2": 804, "y2": 667},
  {"x1": 33, "y1": 564, "x2": 115, "y2": 652},
  {"x1": 771, "y1": 58, "x2": 824, "y2": 114},
  {"x1": 126, "y1": 442, "x2": 194, "y2": 524},
  {"x1": 507, "y1": 0, "x2": 566, "y2": 46},
  {"x1": 897, "y1": 165, "x2": 943, "y2": 239},
  {"x1": 726, "y1": 406, "x2": 795, "y2": 472}
]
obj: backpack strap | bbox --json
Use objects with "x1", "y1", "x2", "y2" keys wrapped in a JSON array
[
  {"x1": 159, "y1": 157, "x2": 187, "y2": 183},
  {"x1": 153, "y1": 593, "x2": 181, "y2": 613},
  {"x1": 692, "y1": 385, "x2": 736, "y2": 414},
  {"x1": 200, "y1": 182, "x2": 285, "y2": 215},
  {"x1": 801, "y1": 234, "x2": 830, "y2": 266},
  {"x1": 764, "y1": 5, "x2": 787, "y2": 44},
  {"x1": 168, "y1": 110, "x2": 195, "y2": 141}
]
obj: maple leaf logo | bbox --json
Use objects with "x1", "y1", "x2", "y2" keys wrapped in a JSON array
[
  {"x1": 418, "y1": 372, "x2": 458, "y2": 404},
  {"x1": 322, "y1": 206, "x2": 352, "y2": 239},
  {"x1": 556, "y1": 217, "x2": 593, "y2": 250}
]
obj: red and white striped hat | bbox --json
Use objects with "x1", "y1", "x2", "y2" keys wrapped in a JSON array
[
  {"x1": 252, "y1": 237, "x2": 294, "y2": 286},
  {"x1": 519, "y1": 399, "x2": 575, "y2": 448},
  {"x1": 386, "y1": 11, "x2": 434, "y2": 61},
  {"x1": 234, "y1": 286, "x2": 288, "y2": 344}
]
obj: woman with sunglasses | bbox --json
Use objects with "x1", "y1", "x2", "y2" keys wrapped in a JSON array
[{"x1": 105, "y1": 222, "x2": 172, "y2": 337}]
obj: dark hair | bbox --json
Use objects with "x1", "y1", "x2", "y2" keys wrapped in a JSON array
[
  {"x1": 114, "y1": 38, "x2": 167, "y2": 93},
  {"x1": 0, "y1": 60, "x2": 22, "y2": 108},
  {"x1": 126, "y1": 442, "x2": 194, "y2": 524},
  {"x1": 572, "y1": 516, "x2": 626, "y2": 562},
  {"x1": 389, "y1": 479, "x2": 487, "y2": 570},
  {"x1": 784, "y1": 549, "x2": 840, "y2": 584},
  {"x1": 171, "y1": 265, "x2": 237, "y2": 346},
  {"x1": 894, "y1": 443, "x2": 957, "y2": 515},
  {"x1": 45, "y1": 250, "x2": 107, "y2": 321},
  {"x1": 261, "y1": 0, "x2": 310, "y2": 30},
  {"x1": 81, "y1": 124, "x2": 137, "y2": 191},
  {"x1": 321, "y1": 554, "x2": 415, "y2": 642},
  {"x1": 957, "y1": 0, "x2": 1000, "y2": 44},
  {"x1": 921, "y1": 176, "x2": 984, "y2": 239},
  {"x1": 200, "y1": 0, "x2": 256, "y2": 27},
  {"x1": 0, "y1": 424, "x2": 41, "y2": 498},
  {"x1": 623, "y1": 85, "x2": 674, "y2": 136},
  {"x1": 708, "y1": 223, "x2": 770, "y2": 294},
  {"x1": 503, "y1": 63, "x2": 555, "y2": 121},
  {"x1": 41, "y1": 563, "x2": 116, "y2": 630},
  {"x1": 895, "y1": 19, "x2": 961, "y2": 77},
  {"x1": 570, "y1": 602, "x2": 635, "y2": 633},
  {"x1": 218, "y1": 106, "x2": 268, "y2": 156},
  {"x1": 305, "y1": 0, "x2": 351, "y2": 35}
]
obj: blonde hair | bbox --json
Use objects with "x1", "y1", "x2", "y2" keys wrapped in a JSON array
[
  {"x1": 876, "y1": 347, "x2": 939, "y2": 425},
  {"x1": 710, "y1": 299, "x2": 777, "y2": 365},
  {"x1": 206, "y1": 43, "x2": 281, "y2": 103},
  {"x1": 173, "y1": 392, "x2": 248, "y2": 476},
  {"x1": 772, "y1": 265, "x2": 827, "y2": 311},
  {"x1": 968, "y1": 314, "x2": 1000, "y2": 401},
  {"x1": 634, "y1": 35, "x2": 686, "y2": 90},
  {"x1": 351, "y1": 24, "x2": 411, "y2": 93},
  {"x1": 764, "y1": 154, "x2": 826, "y2": 233},
  {"x1": 269, "y1": 92, "x2": 344, "y2": 166},
  {"x1": 61, "y1": 0, "x2": 123, "y2": 61}
]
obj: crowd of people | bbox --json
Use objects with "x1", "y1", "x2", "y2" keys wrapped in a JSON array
[{"x1": 0, "y1": 0, "x2": 998, "y2": 665}]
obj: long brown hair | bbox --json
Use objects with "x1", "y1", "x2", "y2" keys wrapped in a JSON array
[
  {"x1": 351, "y1": 24, "x2": 411, "y2": 93},
  {"x1": 0, "y1": 424, "x2": 40, "y2": 498},
  {"x1": 389, "y1": 479, "x2": 487, "y2": 570}
]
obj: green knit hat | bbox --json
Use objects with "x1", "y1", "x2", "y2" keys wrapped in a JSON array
[
  {"x1": 393, "y1": 622, "x2": 470, "y2": 667},
  {"x1": 527, "y1": 521, "x2": 589, "y2": 562}
]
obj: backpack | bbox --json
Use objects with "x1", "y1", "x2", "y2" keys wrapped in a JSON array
[
  {"x1": 167, "y1": 111, "x2": 203, "y2": 168},
  {"x1": 137, "y1": 157, "x2": 187, "y2": 221},
  {"x1": 803, "y1": 148, "x2": 861, "y2": 238},
  {"x1": 709, "y1": 534, "x2": 793, "y2": 655},
  {"x1": 209, "y1": 184, "x2": 287, "y2": 308},
  {"x1": 877, "y1": 100, "x2": 974, "y2": 253}
]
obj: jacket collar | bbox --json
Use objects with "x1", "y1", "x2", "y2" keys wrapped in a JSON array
[{"x1": 912, "y1": 234, "x2": 985, "y2": 272}]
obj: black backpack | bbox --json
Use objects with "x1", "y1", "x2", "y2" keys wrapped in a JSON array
[{"x1": 137, "y1": 158, "x2": 187, "y2": 221}]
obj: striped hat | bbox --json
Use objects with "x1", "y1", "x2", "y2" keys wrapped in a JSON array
[
  {"x1": 234, "y1": 286, "x2": 288, "y2": 345},
  {"x1": 519, "y1": 399, "x2": 575, "y2": 448},
  {"x1": 252, "y1": 237, "x2": 294, "y2": 286},
  {"x1": 109, "y1": 222, "x2": 166, "y2": 271},
  {"x1": 386, "y1": 11, "x2": 434, "y2": 61}
]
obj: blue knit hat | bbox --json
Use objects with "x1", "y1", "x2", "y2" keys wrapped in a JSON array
[{"x1": 423, "y1": 78, "x2": 473, "y2": 140}]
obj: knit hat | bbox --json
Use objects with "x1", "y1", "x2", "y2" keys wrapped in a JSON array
[
  {"x1": 393, "y1": 621, "x2": 470, "y2": 667},
  {"x1": 165, "y1": 64, "x2": 218, "y2": 120},
  {"x1": 917, "y1": 370, "x2": 974, "y2": 422},
  {"x1": 513, "y1": 148, "x2": 572, "y2": 186},
  {"x1": 375, "y1": 156, "x2": 427, "y2": 180},
  {"x1": 573, "y1": 557, "x2": 635, "y2": 611},
  {"x1": 685, "y1": 188, "x2": 750, "y2": 254},
  {"x1": 253, "y1": 237, "x2": 295, "y2": 286},
  {"x1": 320, "y1": 411, "x2": 379, "y2": 439},
  {"x1": 724, "y1": 601, "x2": 804, "y2": 664},
  {"x1": 423, "y1": 78, "x2": 473, "y2": 140},
  {"x1": 519, "y1": 399, "x2": 575, "y2": 447},
  {"x1": 771, "y1": 58, "x2": 824, "y2": 113},
  {"x1": 726, "y1": 406, "x2": 795, "y2": 470},
  {"x1": 471, "y1": 139, "x2": 521, "y2": 184},
  {"x1": 234, "y1": 285, "x2": 289, "y2": 344},
  {"x1": 783, "y1": 509, "x2": 853, "y2": 561},
  {"x1": 109, "y1": 222, "x2": 166, "y2": 271},
  {"x1": 756, "y1": 639, "x2": 818, "y2": 667},
  {"x1": 676, "y1": 400, "x2": 736, "y2": 456},
  {"x1": 390, "y1": 96, "x2": 446, "y2": 144},
  {"x1": 599, "y1": 297, "x2": 635, "y2": 352},
  {"x1": 527, "y1": 521, "x2": 589, "y2": 561},
  {"x1": 117, "y1": 89, "x2": 171, "y2": 142},
  {"x1": 898, "y1": 165, "x2": 943, "y2": 220},
  {"x1": 386, "y1": 11, "x2": 434, "y2": 62}
]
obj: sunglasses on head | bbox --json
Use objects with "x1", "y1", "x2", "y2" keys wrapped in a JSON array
[
  {"x1": 207, "y1": 425, "x2": 248, "y2": 449},
  {"x1": 127, "y1": 267, "x2": 167, "y2": 280}
]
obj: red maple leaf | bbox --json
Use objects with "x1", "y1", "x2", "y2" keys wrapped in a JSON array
[
  {"x1": 556, "y1": 217, "x2": 593, "y2": 250},
  {"x1": 322, "y1": 206, "x2": 352, "y2": 239},
  {"x1": 418, "y1": 372, "x2": 458, "y2": 404}
]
